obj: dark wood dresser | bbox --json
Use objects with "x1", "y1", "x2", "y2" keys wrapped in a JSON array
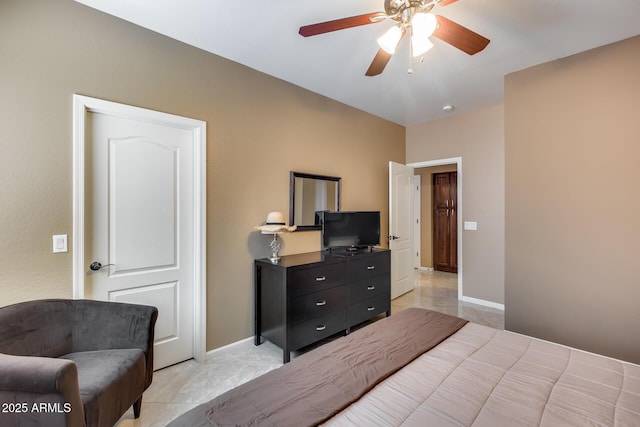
[{"x1": 255, "y1": 249, "x2": 390, "y2": 363}]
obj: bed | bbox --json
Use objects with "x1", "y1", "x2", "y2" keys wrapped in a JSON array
[{"x1": 167, "y1": 308, "x2": 640, "y2": 426}]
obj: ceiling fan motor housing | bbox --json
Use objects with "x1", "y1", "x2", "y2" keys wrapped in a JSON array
[{"x1": 385, "y1": 0, "x2": 436, "y2": 18}]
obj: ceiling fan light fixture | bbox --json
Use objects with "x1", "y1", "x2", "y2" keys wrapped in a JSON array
[
  {"x1": 411, "y1": 13, "x2": 437, "y2": 38},
  {"x1": 377, "y1": 25, "x2": 402, "y2": 54},
  {"x1": 299, "y1": 0, "x2": 491, "y2": 77},
  {"x1": 411, "y1": 35, "x2": 434, "y2": 57}
]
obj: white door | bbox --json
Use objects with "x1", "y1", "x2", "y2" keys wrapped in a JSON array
[
  {"x1": 74, "y1": 96, "x2": 206, "y2": 370},
  {"x1": 413, "y1": 175, "x2": 421, "y2": 269},
  {"x1": 389, "y1": 161, "x2": 415, "y2": 299}
]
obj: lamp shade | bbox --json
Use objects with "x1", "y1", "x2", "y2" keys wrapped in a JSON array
[
  {"x1": 411, "y1": 34, "x2": 434, "y2": 57},
  {"x1": 411, "y1": 13, "x2": 437, "y2": 57},
  {"x1": 377, "y1": 26, "x2": 402, "y2": 54},
  {"x1": 411, "y1": 13, "x2": 437, "y2": 37}
]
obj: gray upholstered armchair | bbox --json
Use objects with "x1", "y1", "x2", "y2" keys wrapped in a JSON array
[{"x1": 0, "y1": 299, "x2": 158, "y2": 427}]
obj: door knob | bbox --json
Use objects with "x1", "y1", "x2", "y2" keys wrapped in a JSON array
[
  {"x1": 389, "y1": 235, "x2": 400, "y2": 241},
  {"x1": 89, "y1": 261, "x2": 114, "y2": 271}
]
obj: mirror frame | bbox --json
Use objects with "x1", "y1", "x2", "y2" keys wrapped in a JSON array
[{"x1": 289, "y1": 171, "x2": 342, "y2": 231}]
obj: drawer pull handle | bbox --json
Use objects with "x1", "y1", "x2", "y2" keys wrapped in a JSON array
[
  {"x1": 367, "y1": 266, "x2": 375, "y2": 270},
  {"x1": 367, "y1": 306, "x2": 375, "y2": 311},
  {"x1": 316, "y1": 325, "x2": 326, "y2": 331},
  {"x1": 316, "y1": 300, "x2": 327, "y2": 306},
  {"x1": 315, "y1": 276, "x2": 326, "y2": 281},
  {"x1": 367, "y1": 285, "x2": 376, "y2": 291}
]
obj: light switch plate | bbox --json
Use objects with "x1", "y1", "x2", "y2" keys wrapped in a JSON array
[
  {"x1": 464, "y1": 221, "x2": 478, "y2": 231},
  {"x1": 52, "y1": 234, "x2": 68, "y2": 253}
]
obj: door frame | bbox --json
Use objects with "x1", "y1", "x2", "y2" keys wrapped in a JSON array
[
  {"x1": 408, "y1": 157, "x2": 462, "y2": 300},
  {"x1": 71, "y1": 94, "x2": 207, "y2": 363}
]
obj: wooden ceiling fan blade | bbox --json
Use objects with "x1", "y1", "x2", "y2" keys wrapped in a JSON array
[
  {"x1": 365, "y1": 49, "x2": 393, "y2": 76},
  {"x1": 299, "y1": 12, "x2": 386, "y2": 37},
  {"x1": 432, "y1": 15, "x2": 490, "y2": 55},
  {"x1": 365, "y1": 30, "x2": 405, "y2": 76}
]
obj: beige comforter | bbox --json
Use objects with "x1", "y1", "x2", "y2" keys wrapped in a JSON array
[
  {"x1": 167, "y1": 308, "x2": 467, "y2": 427},
  {"x1": 324, "y1": 322, "x2": 640, "y2": 426}
]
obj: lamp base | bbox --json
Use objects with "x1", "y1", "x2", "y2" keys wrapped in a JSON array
[{"x1": 268, "y1": 233, "x2": 281, "y2": 263}]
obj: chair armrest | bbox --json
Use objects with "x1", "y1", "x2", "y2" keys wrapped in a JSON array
[
  {"x1": 0, "y1": 353, "x2": 84, "y2": 427},
  {"x1": 0, "y1": 353, "x2": 77, "y2": 394}
]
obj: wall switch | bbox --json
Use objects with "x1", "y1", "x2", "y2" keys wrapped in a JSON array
[
  {"x1": 464, "y1": 221, "x2": 478, "y2": 231},
  {"x1": 52, "y1": 234, "x2": 68, "y2": 253}
]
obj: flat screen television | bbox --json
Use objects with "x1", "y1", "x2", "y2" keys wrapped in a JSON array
[{"x1": 318, "y1": 211, "x2": 380, "y2": 250}]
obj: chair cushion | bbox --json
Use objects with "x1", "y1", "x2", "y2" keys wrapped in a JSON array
[{"x1": 61, "y1": 349, "x2": 146, "y2": 427}]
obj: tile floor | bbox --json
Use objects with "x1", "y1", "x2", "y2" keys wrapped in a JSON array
[{"x1": 116, "y1": 270, "x2": 504, "y2": 426}]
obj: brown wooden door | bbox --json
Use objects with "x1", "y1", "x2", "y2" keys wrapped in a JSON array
[{"x1": 433, "y1": 172, "x2": 458, "y2": 273}]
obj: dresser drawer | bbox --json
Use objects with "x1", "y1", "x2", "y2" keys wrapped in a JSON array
[
  {"x1": 289, "y1": 263, "x2": 347, "y2": 297},
  {"x1": 349, "y1": 275, "x2": 390, "y2": 303},
  {"x1": 349, "y1": 294, "x2": 390, "y2": 327},
  {"x1": 289, "y1": 286, "x2": 348, "y2": 325},
  {"x1": 289, "y1": 309, "x2": 347, "y2": 350},
  {"x1": 349, "y1": 253, "x2": 390, "y2": 282}
]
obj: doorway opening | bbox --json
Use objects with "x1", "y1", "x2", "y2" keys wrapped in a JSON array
[
  {"x1": 408, "y1": 158, "x2": 462, "y2": 300},
  {"x1": 415, "y1": 165, "x2": 458, "y2": 274}
]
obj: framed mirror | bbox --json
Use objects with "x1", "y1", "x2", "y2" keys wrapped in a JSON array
[{"x1": 290, "y1": 172, "x2": 342, "y2": 231}]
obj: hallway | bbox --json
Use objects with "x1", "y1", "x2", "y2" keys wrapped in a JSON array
[{"x1": 392, "y1": 269, "x2": 504, "y2": 329}]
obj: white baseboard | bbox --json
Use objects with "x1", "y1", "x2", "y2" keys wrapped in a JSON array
[
  {"x1": 460, "y1": 296, "x2": 505, "y2": 311},
  {"x1": 205, "y1": 336, "x2": 253, "y2": 359}
]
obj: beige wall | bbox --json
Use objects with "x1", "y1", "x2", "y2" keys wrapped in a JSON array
[
  {"x1": 505, "y1": 35, "x2": 640, "y2": 364},
  {"x1": 407, "y1": 105, "x2": 505, "y2": 305},
  {"x1": 415, "y1": 165, "x2": 457, "y2": 268},
  {"x1": 0, "y1": 0, "x2": 405, "y2": 350}
]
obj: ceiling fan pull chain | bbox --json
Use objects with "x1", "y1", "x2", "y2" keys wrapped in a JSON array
[{"x1": 408, "y1": 36, "x2": 414, "y2": 74}]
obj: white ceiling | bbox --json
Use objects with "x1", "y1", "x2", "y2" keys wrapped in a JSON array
[{"x1": 75, "y1": 0, "x2": 640, "y2": 126}]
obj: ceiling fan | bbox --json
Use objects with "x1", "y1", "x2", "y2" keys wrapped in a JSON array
[{"x1": 298, "y1": 0, "x2": 490, "y2": 76}]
